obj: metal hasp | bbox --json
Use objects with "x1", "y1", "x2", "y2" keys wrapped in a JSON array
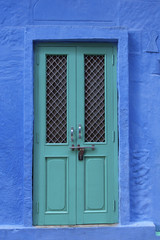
[
  {"x1": 69, "y1": 145, "x2": 95, "y2": 161},
  {"x1": 69, "y1": 145, "x2": 95, "y2": 150}
]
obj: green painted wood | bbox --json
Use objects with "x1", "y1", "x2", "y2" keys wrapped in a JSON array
[
  {"x1": 33, "y1": 47, "x2": 77, "y2": 225},
  {"x1": 33, "y1": 44, "x2": 118, "y2": 225},
  {"x1": 76, "y1": 46, "x2": 118, "y2": 224}
]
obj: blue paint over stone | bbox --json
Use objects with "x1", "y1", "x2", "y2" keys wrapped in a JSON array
[
  {"x1": 33, "y1": 0, "x2": 118, "y2": 22},
  {"x1": 0, "y1": 224, "x2": 159, "y2": 240},
  {"x1": 0, "y1": 0, "x2": 160, "y2": 239}
]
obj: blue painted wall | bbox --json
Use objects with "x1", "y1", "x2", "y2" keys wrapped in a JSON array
[{"x1": 0, "y1": 0, "x2": 160, "y2": 239}]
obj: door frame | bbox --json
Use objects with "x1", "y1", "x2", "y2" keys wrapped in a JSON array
[
  {"x1": 33, "y1": 43, "x2": 118, "y2": 225},
  {"x1": 24, "y1": 26, "x2": 129, "y2": 226}
]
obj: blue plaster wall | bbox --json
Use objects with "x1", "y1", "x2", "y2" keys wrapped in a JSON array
[{"x1": 0, "y1": 0, "x2": 160, "y2": 239}]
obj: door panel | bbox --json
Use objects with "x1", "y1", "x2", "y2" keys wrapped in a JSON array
[
  {"x1": 46, "y1": 157, "x2": 68, "y2": 212},
  {"x1": 34, "y1": 47, "x2": 77, "y2": 225},
  {"x1": 76, "y1": 47, "x2": 117, "y2": 224},
  {"x1": 84, "y1": 157, "x2": 106, "y2": 211},
  {"x1": 33, "y1": 44, "x2": 118, "y2": 225}
]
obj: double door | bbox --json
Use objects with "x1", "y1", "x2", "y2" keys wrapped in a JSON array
[{"x1": 33, "y1": 44, "x2": 118, "y2": 225}]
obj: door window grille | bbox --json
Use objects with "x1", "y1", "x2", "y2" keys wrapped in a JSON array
[
  {"x1": 84, "y1": 55, "x2": 105, "y2": 142},
  {"x1": 46, "y1": 55, "x2": 67, "y2": 143}
]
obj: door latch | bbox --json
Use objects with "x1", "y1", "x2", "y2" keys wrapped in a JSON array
[{"x1": 69, "y1": 145, "x2": 95, "y2": 161}]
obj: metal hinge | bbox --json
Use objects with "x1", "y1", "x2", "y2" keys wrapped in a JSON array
[
  {"x1": 113, "y1": 200, "x2": 116, "y2": 212},
  {"x1": 36, "y1": 53, "x2": 39, "y2": 65},
  {"x1": 36, "y1": 202, "x2": 39, "y2": 214},
  {"x1": 112, "y1": 54, "x2": 115, "y2": 66},
  {"x1": 112, "y1": 131, "x2": 115, "y2": 142},
  {"x1": 36, "y1": 133, "x2": 39, "y2": 144}
]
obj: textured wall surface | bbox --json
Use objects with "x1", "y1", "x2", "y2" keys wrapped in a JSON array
[
  {"x1": 0, "y1": 0, "x2": 160, "y2": 239},
  {"x1": 0, "y1": 225, "x2": 159, "y2": 240}
]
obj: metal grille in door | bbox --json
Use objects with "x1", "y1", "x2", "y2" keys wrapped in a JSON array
[
  {"x1": 46, "y1": 55, "x2": 67, "y2": 143},
  {"x1": 84, "y1": 55, "x2": 105, "y2": 142}
]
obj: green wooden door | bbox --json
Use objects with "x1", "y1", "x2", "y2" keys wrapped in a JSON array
[{"x1": 33, "y1": 44, "x2": 118, "y2": 225}]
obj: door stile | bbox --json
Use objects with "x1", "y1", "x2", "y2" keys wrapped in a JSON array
[
  {"x1": 36, "y1": 47, "x2": 46, "y2": 224},
  {"x1": 105, "y1": 47, "x2": 117, "y2": 223},
  {"x1": 33, "y1": 47, "x2": 40, "y2": 225}
]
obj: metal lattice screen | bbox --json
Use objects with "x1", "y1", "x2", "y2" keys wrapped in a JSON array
[
  {"x1": 85, "y1": 55, "x2": 105, "y2": 142},
  {"x1": 46, "y1": 55, "x2": 67, "y2": 143}
]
